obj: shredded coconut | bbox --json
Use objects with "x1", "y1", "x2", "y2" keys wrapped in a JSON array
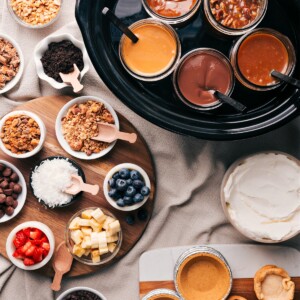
[{"x1": 31, "y1": 158, "x2": 79, "y2": 208}]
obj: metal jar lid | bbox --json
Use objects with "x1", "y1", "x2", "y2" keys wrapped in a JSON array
[
  {"x1": 142, "y1": 288, "x2": 181, "y2": 300},
  {"x1": 174, "y1": 246, "x2": 233, "y2": 300}
]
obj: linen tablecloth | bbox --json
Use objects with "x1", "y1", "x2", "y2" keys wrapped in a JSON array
[{"x1": 0, "y1": 2, "x2": 299, "y2": 300}]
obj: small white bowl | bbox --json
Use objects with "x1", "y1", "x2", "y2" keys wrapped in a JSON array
[
  {"x1": 56, "y1": 287, "x2": 107, "y2": 300},
  {"x1": 34, "y1": 33, "x2": 90, "y2": 89},
  {"x1": 7, "y1": 0, "x2": 63, "y2": 29},
  {"x1": 0, "y1": 33, "x2": 24, "y2": 94},
  {"x1": 0, "y1": 160, "x2": 27, "y2": 223},
  {"x1": 0, "y1": 110, "x2": 46, "y2": 159},
  {"x1": 104, "y1": 163, "x2": 151, "y2": 211},
  {"x1": 55, "y1": 96, "x2": 119, "y2": 160},
  {"x1": 6, "y1": 221, "x2": 55, "y2": 270}
]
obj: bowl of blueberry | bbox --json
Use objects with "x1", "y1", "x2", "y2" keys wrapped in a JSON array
[{"x1": 103, "y1": 163, "x2": 151, "y2": 211}]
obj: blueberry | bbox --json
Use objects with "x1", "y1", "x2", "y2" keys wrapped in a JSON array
[
  {"x1": 108, "y1": 178, "x2": 116, "y2": 188},
  {"x1": 141, "y1": 186, "x2": 150, "y2": 196},
  {"x1": 125, "y1": 214, "x2": 135, "y2": 225},
  {"x1": 108, "y1": 188, "x2": 119, "y2": 200},
  {"x1": 112, "y1": 172, "x2": 120, "y2": 180},
  {"x1": 133, "y1": 180, "x2": 145, "y2": 189},
  {"x1": 116, "y1": 198, "x2": 125, "y2": 207},
  {"x1": 119, "y1": 168, "x2": 130, "y2": 179},
  {"x1": 125, "y1": 186, "x2": 136, "y2": 197},
  {"x1": 116, "y1": 179, "x2": 127, "y2": 191},
  {"x1": 137, "y1": 209, "x2": 148, "y2": 221},
  {"x1": 133, "y1": 193, "x2": 144, "y2": 203},
  {"x1": 124, "y1": 196, "x2": 133, "y2": 205},
  {"x1": 126, "y1": 179, "x2": 133, "y2": 186},
  {"x1": 130, "y1": 170, "x2": 141, "y2": 180}
]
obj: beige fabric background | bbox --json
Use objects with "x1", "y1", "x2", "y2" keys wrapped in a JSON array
[{"x1": 0, "y1": 1, "x2": 299, "y2": 300}]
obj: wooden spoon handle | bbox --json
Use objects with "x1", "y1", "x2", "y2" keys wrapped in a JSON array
[
  {"x1": 81, "y1": 183, "x2": 100, "y2": 195},
  {"x1": 116, "y1": 131, "x2": 137, "y2": 143},
  {"x1": 70, "y1": 77, "x2": 83, "y2": 93},
  {"x1": 51, "y1": 271, "x2": 63, "y2": 291}
]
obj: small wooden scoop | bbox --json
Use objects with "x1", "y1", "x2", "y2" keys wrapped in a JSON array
[
  {"x1": 51, "y1": 242, "x2": 73, "y2": 292},
  {"x1": 91, "y1": 123, "x2": 137, "y2": 144},
  {"x1": 64, "y1": 174, "x2": 99, "y2": 196},
  {"x1": 59, "y1": 64, "x2": 83, "y2": 93}
]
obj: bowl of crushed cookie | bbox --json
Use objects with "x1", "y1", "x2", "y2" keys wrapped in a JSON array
[
  {"x1": 55, "y1": 96, "x2": 119, "y2": 160},
  {"x1": 34, "y1": 33, "x2": 89, "y2": 89},
  {"x1": 0, "y1": 34, "x2": 24, "y2": 94},
  {"x1": 7, "y1": 0, "x2": 62, "y2": 29},
  {"x1": 0, "y1": 111, "x2": 46, "y2": 159}
]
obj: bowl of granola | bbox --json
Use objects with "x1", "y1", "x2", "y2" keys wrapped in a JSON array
[
  {"x1": 0, "y1": 111, "x2": 46, "y2": 159},
  {"x1": 0, "y1": 34, "x2": 24, "y2": 94},
  {"x1": 55, "y1": 96, "x2": 119, "y2": 160}
]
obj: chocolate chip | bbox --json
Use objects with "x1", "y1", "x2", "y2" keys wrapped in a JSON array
[
  {"x1": 3, "y1": 189, "x2": 13, "y2": 196},
  {"x1": 5, "y1": 196, "x2": 14, "y2": 206},
  {"x1": 10, "y1": 172, "x2": 19, "y2": 182},
  {"x1": 0, "y1": 180, "x2": 8, "y2": 189},
  {"x1": 13, "y1": 184, "x2": 22, "y2": 194},
  {"x1": 2, "y1": 167, "x2": 12, "y2": 177},
  {"x1": 0, "y1": 194, "x2": 6, "y2": 203},
  {"x1": 5, "y1": 206, "x2": 14, "y2": 216},
  {"x1": 12, "y1": 200, "x2": 18, "y2": 209}
]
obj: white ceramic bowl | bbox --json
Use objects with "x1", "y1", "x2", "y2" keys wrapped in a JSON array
[
  {"x1": 0, "y1": 33, "x2": 24, "y2": 94},
  {"x1": 34, "y1": 33, "x2": 90, "y2": 89},
  {"x1": 55, "y1": 96, "x2": 119, "y2": 160},
  {"x1": 0, "y1": 110, "x2": 46, "y2": 159},
  {"x1": 0, "y1": 160, "x2": 27, "y2": 223},
  {"x1": 7, "y1": 0, "x2": 63, "y2": 29},
  {"x1": 6, "y1": 221, "x2": 55, "y2": 270},
  {"x1": 56, "y1": 287, "x2": 107, "y2": 300},
  {"x1": 220, "y1": 151, "x2": 300, "y2": 243},
  {"x1": 104, "y1": 163, "x2": 151, "y2": 211}
]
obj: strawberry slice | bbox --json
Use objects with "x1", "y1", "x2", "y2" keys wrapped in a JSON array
[
  {"x1": 42, "y1": 248, "x2": 49, "y2": 258},
  {"x1": 32, "y1": 248, "x2": 43, "y2": 263},
  {"x1": 29, "y1": 228, "x2": 43, "y2": 240},
  {"x1": 23, "y1": 258, "x2": 35, "y2": 266},
  {"x1": 25, "y1": 245, "x2": 36, "y2": 257},
  {"x1": 13, "y1": 230, "x2": 27, "y2": 248},
  {"x1": 40, "y1": 236, "x2": 48, "y2": 243},
  {"x1": 18, "y1": 241, "x2": 32, "y2": 254},
  {"x1": 23, "y1": 227, "x2": 31, "y2": 238},
  {"x1": 13, "y1": 250, "x2": 25, "y2": 260},
  {"x1": 41, "y1": 242, "x2": 50, "y2": 251}
]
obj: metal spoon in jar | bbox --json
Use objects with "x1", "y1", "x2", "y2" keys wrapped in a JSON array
[
  {"x1": 64, "y1": 174, "x2": 100, "y2": 196},
  {"x1": 271, "y1": 70, "x2": 300, "y2": 89}
]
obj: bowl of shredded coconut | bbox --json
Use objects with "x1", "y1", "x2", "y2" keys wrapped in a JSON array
[{"x1": 29, "y1": 156, "x2": 85, "y2": 208}]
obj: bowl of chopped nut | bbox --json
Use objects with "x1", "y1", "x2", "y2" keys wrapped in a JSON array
[
  {"x1": 0, "y1": 34, "x2": 24, "y2": 94},
  {"x1": 7, "y1": 0, "x2": 63, "y2": 29},
  {"x1": 0, "y1": 110, "x2": 46, "y2": 159},
  {"x1": 55, "y1": 96, "x2": 119, "y2": 160}
]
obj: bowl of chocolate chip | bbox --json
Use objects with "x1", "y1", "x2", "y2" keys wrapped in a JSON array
[
  {"x1": 56, "y1": 287, "x2": 107, "y2": 300},
  {"x1": 0, "y1": 34, "x2": 24, "y2": 94},
  {"x1": 34, "y1": 33, "x2": 90, "y2": 89},
  {"x1": 0, "y1": 160, "x2": 27, "y2": 223}
]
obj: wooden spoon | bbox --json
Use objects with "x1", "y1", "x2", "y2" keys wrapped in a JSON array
[
  {"x1": 59, "y1": 64, "x2": 83, "y2": 93},
  {"x1": 51, "y1": 242, "x2": 73, "y2": 292},
  {"x1": 64, "y1": 174, "x2": 99, "y2": 196},
  {"x1": 91, "y1": 123, "x2": 137, "y2": 144}
]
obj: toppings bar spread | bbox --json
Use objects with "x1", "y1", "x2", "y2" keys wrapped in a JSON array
[
  {"x1": 1, "y1": 115, "x2": 40, "y2": 154},
  {"x1": 10, "y1": 0, "x2": 61, "y2": 26},
  {"x1": 224, "y1": 153, "x2": 300, "y2": 241},
  {"x1": 176, "y1": 252, "x2": 231, "y2": 299},
  {"x1": 177, "y1": 51, "x2": 232, "y2": 107},
  {"x1": 0, "y1": 38, "x2": 20, "y2": 89},
  {"x1": 237, "y1": 33, "x2": 288, "y2": 86},
  {"x1": 210, "y1": 0, "x2": 262, "y2": 29},
  {"x1": 41, "y1": 40, "x2": 84, "y2": 83},
  {"x1": 146, "y1": 0, "x2": 197, "y2": 18},
  {"x1": 61, "y1": 100, "x2": 114, "y2": 156},
  {"x1": 121, "y1": 23, "x2": 177, "y2": 77}
]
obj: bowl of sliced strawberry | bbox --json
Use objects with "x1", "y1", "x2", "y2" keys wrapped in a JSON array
[{"x1": 6, "y1": 221, "x2": 55, "y2": 270}]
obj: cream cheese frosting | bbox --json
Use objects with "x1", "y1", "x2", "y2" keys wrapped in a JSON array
[{"x1": 224, "y1": 153, "x2": 300, "y2": 241}]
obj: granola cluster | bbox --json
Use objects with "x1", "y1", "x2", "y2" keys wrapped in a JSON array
[
  {"x1": 0, "y1": 38, "x2": 20, "y2": 89},
  {"x1": 61, "y1": 101, "x2": 115, "y2": 156},
  {"x1": 10, "y1": 0, "x2": 61, "y2": 26},
  {"x1": 1, "y1": 115, "x2": 41, "y2": 154}
]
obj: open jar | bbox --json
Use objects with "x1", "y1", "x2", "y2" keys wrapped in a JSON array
[
  {"x1": 230, "y1": 28, "x2": 296, "y2": 91},
  {"x1": 119, "y1": 19, "x2": 181, "y2": 82},
  {"x1": 141, "y1": 0, "x2": 202, "y2": 26},
  {"x1": 173, "y1": 48, "x2": 235, "y2": 111},
  {"x1": 204, "y1": 0, "x2": 268, "y2": 36}
]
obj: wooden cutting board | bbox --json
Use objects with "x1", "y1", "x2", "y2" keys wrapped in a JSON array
[
  {"x1": 0, "y1": 95, "x2": 156, "y2": 277},
  {"x1": 139, "y1": 245, "x2": 300, "y2": 299}
]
